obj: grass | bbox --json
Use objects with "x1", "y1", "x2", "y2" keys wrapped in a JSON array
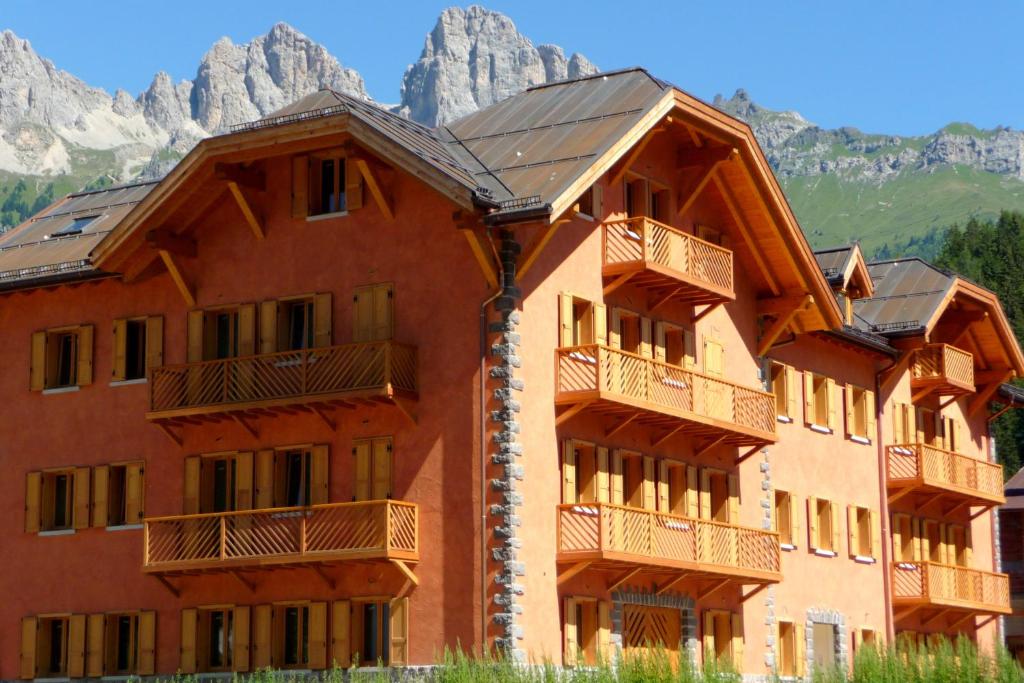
[{"x1": 143, "y1": 639, "x2": 1021, "y2": 682}]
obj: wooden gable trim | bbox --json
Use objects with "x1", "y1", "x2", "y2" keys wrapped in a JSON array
[{"x1": 924, "y1": 279, "x2": 1024, "y2": 375}]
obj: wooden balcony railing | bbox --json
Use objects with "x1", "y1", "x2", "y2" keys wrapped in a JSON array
[
  {"x1": 556, "y1": 344, "x2": 776, "y2": 446},
  {"x1": 557, "y1": 503, "x2": 781, "y2": 584},
  {"x1": 143, "y1": 500, "x2": 418, "y2": 573},
  {"x1": 910, "y1": 344, "x2": 975, "y2": 396},
  {"x1": 892, "y1": 561, "x2": 1011, "y2": 615},
  {"x1": 603, "y1": 217, "x2": 735, "y2": 305},
  {"x1": 148, "y1": 341, "x2": 416, "y2": 420},
  {"x1": 886, "y1": 443, "x2": 1005, "y2": 506}
]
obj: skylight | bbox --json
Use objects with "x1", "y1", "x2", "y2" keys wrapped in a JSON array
[{"x1": 50, "y1": 215, "x2": 98, "y2": 237}]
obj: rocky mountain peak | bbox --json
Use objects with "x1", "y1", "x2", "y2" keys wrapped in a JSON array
[{"x1": 397, "y1": 4, "x2": 598, "y2": 126}]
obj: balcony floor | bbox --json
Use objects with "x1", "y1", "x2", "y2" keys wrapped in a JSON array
[
  {"x1": 556, "y1": 552, "x2": 781, "y2": 587},
  {"x1": 887, "y1": 478, "x2": 1006, "y2": 510},
  {"x1": 602, "y1": 261, "x2": 735, "y2": 307}
]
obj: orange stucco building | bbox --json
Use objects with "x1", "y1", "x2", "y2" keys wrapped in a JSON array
[{"x1": 1, "y1": 68, "x2": 1020, "y2": 679}]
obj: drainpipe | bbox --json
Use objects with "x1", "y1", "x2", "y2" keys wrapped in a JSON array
[{"x1": 874, "y1": 364, "x2": 896, "y2": 643}]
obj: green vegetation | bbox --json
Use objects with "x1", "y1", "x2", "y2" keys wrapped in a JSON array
[{"x1": 935, "y1": 210, "x2": 1024, "y2": 476}]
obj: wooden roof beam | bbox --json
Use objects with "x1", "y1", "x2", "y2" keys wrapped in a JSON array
[
  {"x1": 214, "y1": 162, "x2": 265, "y2": 191},
  {"x1": 609, "y1": 125, "x2": 666, "y2": 186},
  {"x1": 676, "y1": 148, "x2": 736, "y2": 218},
  {"x1": 968, "y1": 372, "x2": 1013, "y2": 417},
  {"x1": 356, "y1": 158, "x2": 394, "y2": 221},
  {"x1": 712, "y1": 172, "x2": 781, "y2": 296},
  {"x1": 145, "y1": 229, "x2": 196, "y2": 258},
  {"x1": 518, "y1": 213, "x2": 572, "y2": 280},
  {"x1": 158, "y1": 249, "x2": 196, "y2": 307},
  {"x1": 758, "y1": 295, "x2": 811, "y2": 356},
  {"x1": 226, "y1": 181, "x2": 265, "y2": 241}
]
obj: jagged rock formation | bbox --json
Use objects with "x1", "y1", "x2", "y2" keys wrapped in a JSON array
[{"x1": 397, "y1": 5, "x2": 597, "y2": 126}]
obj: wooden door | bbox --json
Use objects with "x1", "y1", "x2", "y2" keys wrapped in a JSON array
[{"x1": 622, "y1": 605, "x2": 681, "y2": 667}]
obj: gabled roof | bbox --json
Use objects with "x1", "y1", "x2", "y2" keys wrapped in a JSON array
[
  {"x1": 814, "y1": 244, "x2": 873, "y2": 298},
  {"x1": 1002, "y1": 466, "x2": 1024, "y2": 510}
]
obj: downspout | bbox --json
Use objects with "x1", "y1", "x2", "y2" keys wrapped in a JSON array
[{"x1": 874, "y1": 360, "x2": 897, "y2": 643}]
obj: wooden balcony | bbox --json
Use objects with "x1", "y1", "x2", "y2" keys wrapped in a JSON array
[
  {"x1": 555, "y1": 344, "x2": 776, "y2": 448},
  {"x1": 602, "y1": 217, "x2": 735, "y2": 306},
  {"x1": 143, "y1": 500, "x2": 418, "y2": 575},
  {"x1": 886, "y1": 443, "x2": 1005, "y2": 508},
  {"x1": 148, "y1": 341, "x2": 417, "y2": 424},
  {"x1": 557, "y1": 503, "x2": 781, "y2": 585},
  {"x1": 892, "y1": 561, "x2": 1011, "y2": 617},
  {"x1": 910, "y1": 344, "x2": 975, "y2": 399}
]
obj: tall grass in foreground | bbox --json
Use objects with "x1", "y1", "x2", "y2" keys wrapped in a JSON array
[{"x1": 157, "y1": 638, "x2": 1022, "y2": 682}]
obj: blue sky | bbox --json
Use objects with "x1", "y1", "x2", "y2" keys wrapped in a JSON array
[{"x1": 5, "y1": 1, "x2": 1022, "y2": 135}]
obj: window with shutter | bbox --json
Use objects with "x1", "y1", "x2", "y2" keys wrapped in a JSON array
[
  {"x1": 332, "y1": 601, "x2": 352, "y2": 668},
  {"x1": 563, "y1": 597, "x2": 599, "y2": 666},
  {"x1": 35, "y1": 615, "x2": 71, "y2": 677},
  {"x1": 351, "y1": 599, "x2": 394, "y2": 666},
  {"x1": 778, "y1": 620, "x2": 797, "y2": 677},
  {"x1": 113, "y1": 318, "x2": 152, "y2": 382},
  {"x1": 774, "y1": 490, "x2": 794, "y2": 547},
  {"x1": 33, "y1": 325, "x2": 93, "y2": 389},
  {"x1": 848, "y1": 505, "x2": 873, "y2": 558},
  {"x1": 353, "y1": 437, "x2": 392, "y2": 501},
  {"x1": 353, "y1": 284, "x2": 394, "y2": 342},
  {"x1": 196, "y1": 607, "x2": 233, "y2": 672}
]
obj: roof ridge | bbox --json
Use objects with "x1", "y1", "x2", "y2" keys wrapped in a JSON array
[
  {"x1": 524, "y1": 66, "x2": 667, "y2": 93},
  {"x1": 67, "y1": 179, "x2": 160, "y2": 198}
]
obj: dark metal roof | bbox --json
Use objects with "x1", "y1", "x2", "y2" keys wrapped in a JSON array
[
  {"x1": 851, "y1": 258, "x2": 955, "y2": 335},
  {"x1": 822, "y1": 325, "x2": 897, "y2": 357},
  {"x1": 0, "y1": 181, "x2": 156, "y2": 289},
  {"x1": 813, "y1": 246, "x2": 853, "y2": 284},
  {"x1": 445, "y1": 68, "x2": 670, "y2": 213}
]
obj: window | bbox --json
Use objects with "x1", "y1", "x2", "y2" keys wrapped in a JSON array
[
  {"x1": 259, "y1": 294, "x2": 332, "y2": 353},
  {"x1": 558, "y1": 294, "x2": 606, "y2": 349},
  {"x1": 353, "y1": 438, "x2": 392, "y2": 501},
  {"x1": 198, "y1": 608, "x2": 233, "y2": 671},
  {"x1": 654, "y1": 322, "x2": 695, "y2": 369},
  {"x1": 105, "y1": 613, "x2": 138, "y2": 675},
  {"x1": 183, "y1": 452, "x2": 254, "y2": 515},
  {"x1": 922, "y1": 519, "x2": 945, "y2": 563},
  {"x1": 93, "y1": 462, "x2": 145, "y2": 527},
  {"x1": 336, "y1": 598, "x2": 406, "y2": 668},
  {"x1": 803, "y1": 372, "x2": 836, "y2": 431},
  {"x1": 280, "y1": 449, "x2": 312, "y2": 507},
  {"x1": 575, "y1": 185, "x2": 602, "y2": 219},
  {"x1": 563, "y1": 440, "x2": 599, "y2": 504},
  {"x1": 187, "y1": 305, "x2": 256, "y2": 363},
  {"x1": 277, "y1": 605, "x2": 310, "y2": 668},
  {"x1": 291, "y1": 154, "x2": 363, "y2": 219},
  {"x1": 112, "y1": 316, "x2": 163, "y2": 382},
  {"x1": 659, "y1": 460, "x2": 693, "y2": 516},
  {"x1": 770, "y1": 362, "x2": 798, "y2": 420},
  {"x1": 812, "y1": 622, "x2": 837, "y2": 669},
  {"x1": 209, "y1": 310, "x2": 240, "y2": 360},
  {"x1": 854, "y1": 628, "x2": 877, "y2": 654},
  {"x1": 625, "y1": 176, "x2": 670, "y2": 222},
  {"x1": 777, "y1": 620, "x2": 801, "y2": 677},
  {"x1": 25, "y1": 467, "x2": 90, "y2": 533},
  {"x1": 44, "y1": 471, "x2": 74, "y2": 531},
  {"x1": 774, "y1": 490, "x2": 795, "y2": 548},
  {"x1": 283, "y1": 300, "x2": 314, "y2": 351},
  {"x1": 354, "y1": 601, "x2": 389, "y2": 666},
  {"x1": 254, "y1": 446, "x2": 327, "y2": 509},
  {"x1": 844, "y1": 385, "x2": 876, "y2": 441},
  {"x1": 700, "y1": 468, "x2": 737, "y2": 524},
  {"x1": 703, "y1": 337, "x2": 725, "y2": 377},
  {"x1": 563, "y1": 598, "x2": 607, "y2": 666},
  {"x1": 695, "y1": 224, "x2": 723, "y2": 246},
  {"x1": 702, "y1": 610, "x2": 742, "y2": 665},
  {"x1": 808, "y1": 496, "x2": 839, "y2": 554},
  {"x1": 891, "y1": 402, "x2": 914, "y2": 445},
  {"x1": 623, "y1": 453, "x2": 655, "y2": 510},
  {"x1": 51, "y1": 215, "x2": 98, "y2": 237},
  {"x1": 40, "y1": 616, "x2": 70, "y2": 676},
  {"x1": 30, "y1": 325, "x2": 94, "y2": 391},
  {"x1": 611, "y1": 308, "x2": 647, "y2": 356},
  {"x1": 892, "y1": 513, "x2": 917, "y2": 563},
  {"x1": 353, "y1": 283, "x2": 394, "y2": 343},
  {"x1": 847, "y1": 505, "x2": 878, "y2": 560},
  {"x1": 948, "y1": 524, "x2": 970, "y2": 567}
]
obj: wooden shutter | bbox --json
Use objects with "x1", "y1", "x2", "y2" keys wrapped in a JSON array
[
  {"x1": 892, "y1": 402, "x2": 904, "y2": 444},
  {"x1": 92, "y1": 465, "x2": 109, "y2": 527},
  {"x1": 727, "y1": 473, "x2": 740, "y2": 524},
  {"x1": 67, "y1": 614, "x2": 86, "y2": 678},
  {"x1": 657, "y1": 460, "x2": 669, "y2": 512},
  {"x1": 794, "y1": 623, "x2": 806, "y2": 677},
  {"x1": 564, "y1": 598, "x2": 578, "y2": 665},
  {"x1": 183, "y1": 456, "x2": 201, "y2": 514},
  {"x1": 74, "y1": 467, "x2": 91, "y2": 530},
  {"x1": 146, "y1": 316, "x2": 164, "y2": 371},
  {"x1": 915, "y1": 408, "x2": 927, "y2": 445},
  {"x1": 308, "y1": 602, "x2": 327, "y2": 669},
  {"x1": 935, "y1": 412, "x2": 946, "y2": 449},
  {"x1": 592, "y1": 185, "x2": 604, "y2": 218},
  {"x1": 179, "y1": 608, "x2": 197, "y2": 674},
  {"x1": 373, "y1": 285, "x2": 394, "y2": 341},
  {"x1": 640, "y1": 317, "x2": 652, "y2": 358},
  {"x1": 870, "y1": 509, "x2": 881, "y2": 559},
  {"x1": 311, "y1": 444, "x2": 330, "y2": 504},
  {"x1": 292, "y1": 155, "x2": 309, "y2": 218},
  {"x1": 353, "y1": 441, "x2": 371, "y2": 501},
  {"x1": 826, "y1": 378, "x2": 837, "y2": 430},
  {"x1": 558, "y1": 294, "x2": 574, "y2": 347},
  {"x1": 126, "y1": 462, "x2": 144, "y2": 523},
  {"x1": 865, "y1": 390, "x2": 876, "y2": 439},
  {"x1": 785, "y1": 365, "x2": 798, "y2": 418},
  {"x1": 30, "y1": 331, "x2": 46, "y2": 391},
  {"x1": 218, "y1": 607, "x2": 246, "y2": 672},
  {"x1": 255, "y1": 449, "x2": 275, "y2": 508},
  {"x1": 389, "y1": 597, "x2": 409, "y2": 666},
  {"x1": 807, "y1": 496, "x2": 818, "y2": 550},
  {"x1": 610, "y1": 451, "x2": 624, "y2": 505},
  {"x1": 844, "y1": 385, "x2": 855, "y2": 438},
  {"x1": 332, "y1": 601, "x2": 351, "y2": 668},
  {"x1": 235, "y1": 451, "x2": 254, "y2": 510},
  {"x1": 259, "y1": 300, "x2": 278, "y2": 354},
  {"x1": 848, "y1": 506, "x2": 859, "y2": 558},
  {"x1": 598, "y1": 601, "x2": 611, "y2": 658},
  {"x1": 77, "y1": 324, "x2": 94, "y2": 386},
  {"x1": 803, "y1": 372, "x2": 814, "y2": 424},
  {"x1": 683, "y1": 330, "x2": 696, "y2": 369},
  {"x1": 642, "y1": 456, "x2": 656, "y2": 510},
  {"x1": 593, "y1": 303, "x2": 607, "y2": 347},
  {"x1": 653, "y1": 321, "x2": 666, "y2": 362},
  {"x1": 596, "y1": 447, "x2": 610, "y2": 504},
  {"x1": 562, "y1": 440, "x2": 577, "y2": 504},
  {"x1": 686, "y1": 466, "x2": 699, "y2": 518},
  {"x1": 702, "y1": 611, "x2": 715, "y2": 662},
  {"x1": 345, "y1": 157, "x2": 363, "y2": 211},
  {"x1": 25, "y1": 472, "x2": 40, "y2": 533},
  {"x1": 312, "y1": 292, "x2": 332, "y2": 348},
  {"x1": 699, "y1": 469, "x2": 712, "y2": 519},
  {"x1": 353, "y1": 287, "x2": 373, "y2": 343},
  {"x1": 953, "y1": 420, "x2": 964, "y2": 451},
  {"x1": 730, "y1": 612, "x2": 744, "y2": 669},
  {"x1": 137, "y1": 611, "x2": 156, "y2": 675},
  {"x1": 86, "y1": 614, "x2": 104, "y2": 677},
  {"x1": 788, "y1": 494, "x2": 799, "y2": 547},
  {"x1": 609, "y1": 308, "x2": 622, "y2": 349},
  {"x1": 830, "y1": 501, "x2": 841, "y2": 553},
  {"x1": 112, "y1": 319, "x2": 127, "y2": 381},
  {"x1": 20, "y1": 617, "x2": 37, "y2": 679},
  {"x1": 252, "y1": 604, "x2": 272, "y2": 669},
  {"x1": 371, "y1": 439, "x2": 391, "y2": 500},
  {"x1": 187, "y1": 310, "x2": 204, "y2": 362},
  {"x1": 912, "y1": 517, "x2": 922, "y2": 561},
  {"x1": 236, "y1": 304, "x2": 256, "y2": 356}
]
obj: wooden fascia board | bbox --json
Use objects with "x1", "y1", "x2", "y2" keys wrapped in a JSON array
[
  {"x1": 924, "y1": 279, "x2": 1024, "y2": 375},
  {"x1": 545, "y1": 91, "x2": 677, "y2": 223},
  {"x1": 842, "y1": 245, "x2": 874, "y2": 298}
]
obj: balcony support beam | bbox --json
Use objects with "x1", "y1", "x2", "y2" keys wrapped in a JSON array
[
  {"x1": 231, "y1": 413, "x2": 258, "y2": 439},
  {"x1": 312, "y1": 404, "x2": 338, "y2": 431},
  {"x1": 610, "y1": 126, "x2": 664, "y2": 186},
  {"x1": 741, "y1": 584, "x2": 769, "y2": 603},
  {"x1": 356, "y1": 158, "x2": 394, "y2": 221},
  {"x1": 557, "y1": 561, "x2": 593, "y2": 586},
  {"x1": 313, "y1": 565, "x2": 336, "y2": 590},
  {"x1": 651, "y1": 424, "x2": 685, "y2": 448},
  {"x1": 888, "y1": 486, "x2": 915, "y2": 506},
  {"x1": 152, "y1": 575, "x2": 180, "y2": 598},
  {"x1": 757, "y1": 294, "x2": 811, "y2": 356},
  {"x1": 677, "y1": 148, "x2": 735, "y2": 218},
  {"x1": 921, "y1": 609, "x2": 951, "y2": 629},
  {"x1": 736, "y1": 444, "x2": 763, "y2": 465},
  {"x1": 556, "y1": 401, "x2": 593, "y2": 427},
  {"x1": 919, "y1": 493, "x2": 946, "y2": 515},
  {"x1": 695, "y1": 435, "x2": 726, "y2": 459},
  {"x1": 693, "y1": 302, "x2": 722, "y2": 324},
  {"x1": 911, "y1": 386, "x2": 937, "y2": 404},
  {"x1": 158, "y1": 249, "x2": 196, "y2": 307},
  {"x1": 969, "y1": 374, "x2": 1013, "y2": 417},
  {"x1": 697, "y1": 578, "x2": 731, "y2": 602},
  {"x1": 649, "y1": 286, "x2": 683, "y2": 314},
  {"x1": 230, "y1": 570, "x2": 256, "y2": 593},
  {"x1": 970, "y1": 504, "x2": 995, "y2": 520},
  {"x1": 606, "y1": 412, "x2": 639, "y2": 439},
  {"x1": 712, "y1": 173, "x2": 780, "y2": 296},
  {"x1": 393, "y1": 397, "x2": 418, "y2": 426},
  {"x1": 459, "y1": 228, "x2": 499, "y2": 289},
  {"x1": 607, "y1": 566, "x2": 644, "y2": 592},
  {"x1": 155, "y1": 422, "x2": 183, "y2": 447},
  {"x1": 391, "y1": 559, "x2": 420, "y2": 587},
  {"x1": 657, "y1": 573, "x2": 691, "y2": 596},
  {"x1": 603, "y1": 272, "x2": 634, "y2": 297},
  {"x1": 947, "y1": 612, "x2": 977, "y2": 630}
]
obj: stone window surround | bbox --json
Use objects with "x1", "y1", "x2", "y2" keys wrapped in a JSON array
[{"x1": 610, "y1": 588, "x2": 699, "y2": 663}]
